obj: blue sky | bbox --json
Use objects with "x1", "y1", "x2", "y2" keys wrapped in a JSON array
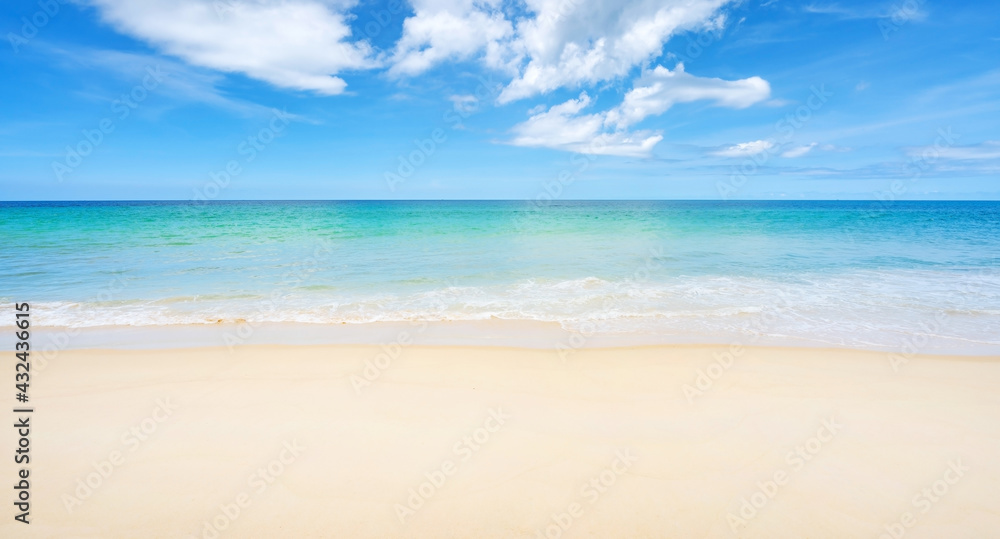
[{"x1": 1, "y1": 0, "x2": 999, "y2": 200}]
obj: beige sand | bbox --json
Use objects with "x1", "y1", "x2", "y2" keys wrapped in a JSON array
[{"x1": 3, "y1": 343, "x2": 999, "y2": 538}]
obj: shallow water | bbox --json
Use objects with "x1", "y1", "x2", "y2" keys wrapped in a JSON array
[{"x1": 1, "y1": 200, "x2": 998, "y2": 352}]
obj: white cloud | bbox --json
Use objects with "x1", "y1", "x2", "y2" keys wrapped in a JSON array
[
  {"x1": 84, "y1": 0, "x2": 772, "y2": 154},
  {"x1": 387, "y1": 0, "x2": 740, "y2": 103},
  {"x1": 497, "y1": 0, "x2": 734, "y2": 102},
  {"x1": 389, "y1": 0, "x2": 513, "y2": 76},
  {"x1": 87, "y1": 0, "x2": 375, "y2": 95},
  {"x1": 605, "y1": 64, "x2": 770, "y2": 129},
  {"x1": 508, "y1": 92, "x2": 662, "y2": 157},
  {"x1": 713, "y1": 139, "x2": 774, "y2": 157},
  {"x1": 781, "y1": 142, "x2": 817, "y2": 158},
  {"x1": 508, "y1": 62, "x2": 770, "y2": 157}
]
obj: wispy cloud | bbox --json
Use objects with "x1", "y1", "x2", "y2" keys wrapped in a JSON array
[
  {"x1": 48, "y1": 46, "x2": 313, "y2": 121},
  {"x1": 907, "y1": 141, "x2": 1000, "y2": 161},
  {"x1": 781, "y1": 143, "x2": 817, "y2": 158},
  {"x1": 802, "y1": 2, "x2": 925, "y2": 21},
  {"x1": 713, "y1": 139, "x2": 775, "y2": 157}
]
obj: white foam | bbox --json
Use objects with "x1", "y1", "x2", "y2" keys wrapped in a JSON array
[{"x1": 5, "y1": 269, "x2": 999, "y2": 354}]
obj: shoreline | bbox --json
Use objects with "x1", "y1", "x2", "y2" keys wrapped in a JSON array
[
  {"x1": 3, "y1": 343, "x2": 999, "y2": 537},
  {"x1": 7, "y1": 318, "x2": 1000, "y2": 356}
]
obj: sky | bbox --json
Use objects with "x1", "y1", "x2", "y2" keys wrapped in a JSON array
[{"x1": 1, "y1": 0, "x2": 999, "y2": 200}]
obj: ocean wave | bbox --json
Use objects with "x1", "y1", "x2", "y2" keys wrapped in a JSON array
[{"x1": 5, "y1": 269, "x2": 998, "y2": 353}]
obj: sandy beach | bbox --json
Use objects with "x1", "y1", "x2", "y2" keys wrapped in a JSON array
[{"x1": 4, "y1": 342, "x2": 999, "y2": 538}]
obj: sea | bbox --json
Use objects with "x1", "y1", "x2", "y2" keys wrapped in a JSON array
[{"x1": 1, "y1": 200, "x2": 998, "y2": 353}]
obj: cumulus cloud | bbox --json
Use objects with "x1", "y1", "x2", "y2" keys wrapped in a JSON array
[
  {"x1": 508, "y1": 63, "x2": 770, "y2": 157},
  {"x1": 87, "y1": 0, "x2": 375, "y2": 95},
  {"x1": 86, "y1": 0, "x2": 772, "y2": 159},
  {"x1": 389, "y1": 0, "x2": 513, "y2": 76},
  {"x1": 713, "y1": 140, "x2": 775, "y2": 157},
  {"x1": 605, "y1": 64, "x2": 770, "y2": 129},
  {"x1": 508, "y1": 92, "x2": 662, "y2": 157},
  {"x1": 387, "y1": 0, "x2": 739, "y2": 103},
  {"x1": 496, "y1": 0, "x2": 733, "y2": 102}
]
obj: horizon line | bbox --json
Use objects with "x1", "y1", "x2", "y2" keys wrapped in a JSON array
[{"x1": 2, "y1": 199, "x2": 999, "y2": 204}]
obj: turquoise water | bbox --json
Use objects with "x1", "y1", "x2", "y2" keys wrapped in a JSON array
[{"x1": 1, "y1": 201, "x2": 998, "y2": 352}]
